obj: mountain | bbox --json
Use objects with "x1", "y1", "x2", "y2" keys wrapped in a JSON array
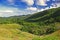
[
  {"x1": 25, "y1": 7, "x2": 60, "y2": 23},
  {"x1": 0, "y1": 14, "x2": 31, "y2": 24},
  {"x1": 0, "y1": 7, "x2": 60, "y2": 40},
  {"x1": 0, "y1": 7, "x2": 60, "y2": 24},
  {"x1": 20, "y1": 7, "x2": 60, "y2": 36}
]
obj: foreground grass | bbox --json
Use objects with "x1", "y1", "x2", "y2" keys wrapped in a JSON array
[
  {"x1": 0, "y1": 24, "x2": 39, "y2": 40},
  {"x1": 32, "y1": 30, "x2": 60, "y2": 40},
  {"x1": 0, "y1": 24, "x2": 60, "y2": 40},
  {"x1": 41, "y1": 30, "x2": 60, "y2": 40}
]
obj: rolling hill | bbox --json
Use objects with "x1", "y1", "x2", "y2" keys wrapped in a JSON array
[
  {"x1": 0, "y1": 7, "x2": 60, "y2": 40},
  {"x1": 0, "y1": 24, "x2": 60, "y2": 40},
  {"x1": 19, "y1": 7, "x2": 60, "y2": 36},
  {"x1": 0, "y1": 24, "x2": 40, "y2": 40}
]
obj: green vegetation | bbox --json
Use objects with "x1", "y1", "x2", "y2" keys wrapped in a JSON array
[
  {"x1": 33, "y1": 30, "x2": 60, "y2": 40},
  {"x1": 0, "y1": 24, "x2": 59, "y2": 40},
  {"x1": 0, "y1": 24, "x2": 39, "y2": 40},
  {"x1": 0, "y1": 7, "x2": 60, "y2": 40},
  {"x1": 20, "y1": 7, "x2": 60, "y2": 35},
  {"x1": 25, "y1": 7, "x2": 60, "y2": 23}
]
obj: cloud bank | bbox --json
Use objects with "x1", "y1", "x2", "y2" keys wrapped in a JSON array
[
  {"x1": 22, "y1": 0, "x2": 34, "y2": 6},
  {"x1": 21, "y1": 0, "x2": 50, "y2": 6},
  {"x1": 0, "y1": 0, "x2": 60, "y2": 17},
  {"x1": 36, "y1": 0, "x2": 47, "y2": 6}
]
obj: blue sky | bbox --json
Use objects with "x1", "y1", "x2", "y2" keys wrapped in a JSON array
[{"x1": 0, "y1": 0, "x2": 60, "y2": 17}]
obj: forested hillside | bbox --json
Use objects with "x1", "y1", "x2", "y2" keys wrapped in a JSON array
[
  {"x1": 0, "y1": 7, "x2": 60, "y2": 40},
  {"x1": 25, "y1": 7, "x2": 60, "y2": 23}
]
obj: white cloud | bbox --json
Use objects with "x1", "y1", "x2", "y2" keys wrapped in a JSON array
[
  {"x1": 36, "y1": 0, "x2": 47, "y2": 6},
  {"x1": 56, "y1": 3, "x2": 60, "y2": 7},
  {"x1": 45, "y1": 7, "x2": 49, "y2": 10},
  {"x1": 36, "y1": 9, "x2": 43, "y2": 12},
  {"x1": 22, "y1": 0, "x2": 48, "y2": 6},
  {"x1": 0, "y1": 6, "x2": 37, "y2": 17},
  {"x1": 26, "y1": 7, "x2": 37, "y2": 11},
  {"x1": 0, "y1": 6, "x2": 21, "y2": 17},
  {"x1": 0, "y1": 10, "x2": 14, "y2": 13},
  {"x1": 51, "y1": 3, "x2": 57, "y2": 7},
  {"x1": 55, "y1": 0, "x2": 60, "y2": 7},
  {"x1": 22, "y1": 0, "x2": 34, "y2": 6}
]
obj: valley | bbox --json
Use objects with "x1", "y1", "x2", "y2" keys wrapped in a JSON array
[{"x1": 0, "y1": 7, "x2": 60, "y2": 40}]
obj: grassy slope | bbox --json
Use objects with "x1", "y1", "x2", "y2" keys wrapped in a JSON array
[
  {"x1": 32, "y1": 30, "x2": 60, "y2": 40},
  {"x1": 40, "y1": 30, "x2": 60, "y2": 40},
  {"x1": 0, "y1": 24, "x2": 39, "y2": 40},
  {"x1": 0, "y1": 24, "x2": 60, "y2": 40}
]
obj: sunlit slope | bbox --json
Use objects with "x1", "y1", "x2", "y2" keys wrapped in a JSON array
[
  {"x1": 0, "y1": 24, "x2": 38, "y2": 40},
  {"x1": 32, "y1": 30, "x2": 60, "y2": 40},
  {"x1": 26, "y1": 7, "x2": 60, "y2": 22},
  {"x1": 40, "y1": 30, "x2": 60, "y2": 40}
]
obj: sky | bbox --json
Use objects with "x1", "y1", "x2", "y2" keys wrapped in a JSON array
[{"x1": 0, "y1": 0, "x2": 60, "y2": 17}]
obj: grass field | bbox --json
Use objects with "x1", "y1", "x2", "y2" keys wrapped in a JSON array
[
  {"x1": 0, "y1": 24, "x2": 60, "y2": 40},
  {"x1": 0, "y1": 24, "x2": 39, "y2": 40}
]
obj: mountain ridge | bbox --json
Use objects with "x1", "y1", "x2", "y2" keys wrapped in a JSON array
[{"x1": 25, "y1": 7, "x2": 60, "y2": 23}]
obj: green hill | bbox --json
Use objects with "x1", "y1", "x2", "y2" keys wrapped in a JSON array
[
  {"x1": 33, "y1": 30, "x2": 60, "y2": 40},
  {"x1": 25, "y1": 7, "x2": 60, "y2": 23},
  {"x1": 0, "y1": 24, "x2": 60, "y2": 40},
  {"x1": 0, "y1": 7, "x2": 60, "y2": 40},
  {"x1": 19, "y1": 7, "x2": 60, "y2": 35},
  {"x1": 0, "y1": 24, "x2": 40, "y2": 40},
  {"x1": 1, "y1": 7, "x2": 60, "y2": 24}
]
